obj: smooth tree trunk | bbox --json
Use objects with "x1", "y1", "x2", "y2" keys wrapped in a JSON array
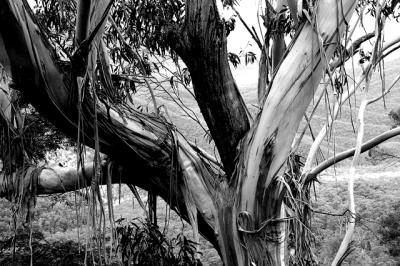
[{"x1": 0, "y1": 0, "x2": 357, "y2": 265}]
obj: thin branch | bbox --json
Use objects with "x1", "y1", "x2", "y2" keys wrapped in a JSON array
[
  {"x1": 127, "y1": 184, "x2": 149, "y2": 217},
  {"x1": 232, "y1": 6, "x2": 263, "y2": 49},
  {"x1": 329, "y1": 32, "x2": 375, "y2": 71},
  {"x1": 302, "y1": 34, "x2": 400, "y2": 178},
  {"x1": 307, "y1": 74, "x2": 400, "y2": 182}
]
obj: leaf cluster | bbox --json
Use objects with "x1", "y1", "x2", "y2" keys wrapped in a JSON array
[
  {"x1": 116, "y1": 218, "x2": 201, "y2": 266},
  {"x1": 0, "y1": 91, "x2": 73, "y2": 169},
  {"x1": 108, "y1": 0, "x2": 184, "y2": 55},
  {"x1": 33, "y1": 0, "x2": 76, "y2": 57},
  {"x1": 358, "y1": 0, "x2": 400, "y2": 20},
  {"x1": 379, "y1": 203, "x2": 400, "y2": 256}
]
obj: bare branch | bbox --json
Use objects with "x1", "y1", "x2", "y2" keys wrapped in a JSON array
[
  {"x1": 329, "y1": 32, "x2": 375, "y2": 71},
  {"x1": 302, "y1": 34, "x2": 400, "y2": 177},
  {"x1": 232, "y1": 6, "x2": 263, "y2": 49},
  {"x1": 306, "y1": 69, "x2": 400, "y2": 183}
]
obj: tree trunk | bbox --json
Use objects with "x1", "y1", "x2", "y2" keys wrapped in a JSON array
[{"x1": 0, "y1": 0, "x2": 358, "y2": 265}]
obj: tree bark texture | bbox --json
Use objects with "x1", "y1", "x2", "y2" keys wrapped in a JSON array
[
  {"x1": 167, "y1": 0, "x2": 251, "y2": 176},
  {"x1": 0, "y1": 0, "x2": 358, "y2": 265}
]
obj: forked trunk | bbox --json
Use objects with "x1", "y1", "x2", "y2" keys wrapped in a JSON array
[{"x1": 215, "y1": 0, "x2": 357, "y2": 265}]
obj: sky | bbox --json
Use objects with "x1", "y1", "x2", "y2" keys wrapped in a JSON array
[
  {"x1": 26, "y1": 0, "x2": 400, "y2": 61},
  {"x1": 227, "y1": 0, "x2": 400, "y2": 61}
]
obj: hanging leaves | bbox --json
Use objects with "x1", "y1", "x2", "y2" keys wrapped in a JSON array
[
  {"x1": 228, "y1": 52, "x2": 241, "y2": 68},
  {"x1": 245, "y1": 51, "x2": 256, "y2": 65}
]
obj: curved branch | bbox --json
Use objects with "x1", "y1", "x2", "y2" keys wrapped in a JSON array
[
  {"x1": 302, "y1": 35, "x2": 400, "y2": 176},
  {"x1": 329, "y1": 32, "x2": 375, "y2": 71},
  {"x1": 306, "y1": 126, "x2": 400, "y2": 182}
]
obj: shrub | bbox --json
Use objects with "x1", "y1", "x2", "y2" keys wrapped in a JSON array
[
  {"x1": 379, "y1": 203, "x2": 400, "y2": 257},
  {"x1": 0, "y1": 227, "x2": 91, "y2": 266},
  {"x1": 116, "y1": 218, "x2": 201, "y2": 266}
]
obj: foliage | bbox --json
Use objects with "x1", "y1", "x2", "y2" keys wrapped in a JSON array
[
  {"x1": 0, "y1": 227, "x2": 93, "y2": 266},
  {"x1": 0, "y1": 90, "x2": 73, "y2": 169},
  {"x1": 359, "y1": 0, "x2": 400, "y2": 19},
  {"x1": 379, "y1": 202, "x2": 400, "y2": 257},
  {"x1": 33, "y1": 0, "x2": 76, "y2": 58},
  {"x1": 312, "y1": 175, "x2": 400, "y2": 265},
  {"x1": 116, "y1": 218, "x2": 201, "y2": 266},
  {"x1": 109, "y1": 0, "x2": 185, "y2": 55},
  {"x1": 2, "y1": 175, "x2": 400, "y2": 265}
]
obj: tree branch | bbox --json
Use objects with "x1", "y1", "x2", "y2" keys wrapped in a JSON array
[
  {"x1": 75, "y1": 0, "x2": 91, "y2": 45},
  {"x1": 167, "y1": 0, "x2": 251, "y2": 176},
  {"x1": 306, "y1": 126, "x2": 400, "y2": 183},
  {"x1": 329, "y1": 32, "x2": 375, "y2": 71},
  {"x1": 302, "y1": 35, "x2": 400, "y2": 177}
]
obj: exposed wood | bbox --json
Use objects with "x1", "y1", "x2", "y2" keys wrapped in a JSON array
[
  {"x1": 257, "y1": 45, "x2": 269, "y2": 104},
  {"x1": 238, "y1": 0, "x2": 357, "y2": 217},
  {"x1": 0, "y1": 0, "x2": 384, "y2": 265}
]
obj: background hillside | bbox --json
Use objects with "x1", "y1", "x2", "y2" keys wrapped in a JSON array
[{"x1": 1, "y1": 58, "x2": 400, "y2": 265}]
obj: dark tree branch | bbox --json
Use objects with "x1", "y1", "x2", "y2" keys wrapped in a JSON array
[
  {"x1": 167, "y1": 0, "x2": 251, "y2": 176},
  {"x1": 75, "y1": 0, "x2": 91, "y2": 45},
  {"x1": 329, "y1": 32, "x2": 375, "y2": 70}
]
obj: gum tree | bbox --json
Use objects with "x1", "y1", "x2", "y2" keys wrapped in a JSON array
[{"x1": 1, "y1": 0, "x2": 400, "y2": 265}]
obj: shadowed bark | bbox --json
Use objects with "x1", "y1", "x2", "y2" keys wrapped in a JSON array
[{"x1": 167, "y1": 0, "x2": 251, "y2": 176}]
